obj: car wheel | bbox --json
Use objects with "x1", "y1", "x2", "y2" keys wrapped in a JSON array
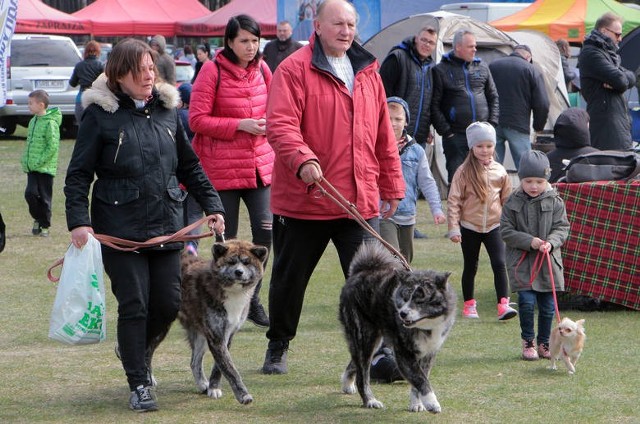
[{"x1": 0, "y1": 120, "x2": 16, "y2": 136}]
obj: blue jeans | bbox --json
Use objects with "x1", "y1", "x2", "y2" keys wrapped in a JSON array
[
  {"x1": 496, "y1": 126, "x2": 531, "y2": 170},
  {"x1": 517, "y1": 290, "x2": 555, "y2": 345}
]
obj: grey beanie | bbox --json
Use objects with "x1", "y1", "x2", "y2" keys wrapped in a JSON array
[
  {"x1": 466, "y1": 121, "x2": 496, "y2": 149},
  {"x1": 518, "y1": 150, "x2": 551, "y2": 180},
  {"x1": 386, "y1": 96, "x2": 410, "y2": 126}
]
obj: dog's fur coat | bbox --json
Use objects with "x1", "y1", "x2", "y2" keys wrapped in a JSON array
[
  {"x1": 177, "y1": 240, "x2": 268, "y2": 404},
  {"x1": 339, "y1": 243, "x2": 456, "y2": 412},
  {"x1": 549, "y1": 317, "x2": 586, "y2": 374}
]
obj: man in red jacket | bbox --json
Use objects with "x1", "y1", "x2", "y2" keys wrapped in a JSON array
[{"x1": 262, "y1": 0, "x2": 405, "y2": 375}]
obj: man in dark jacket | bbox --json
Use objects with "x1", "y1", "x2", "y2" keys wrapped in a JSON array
[
  {"x1": 578, "y1": 12, "x2": 636, "y2": 151},
  {"x1": 489, "y1": 45, "x2": 549, "y2": 170},
  {"x1": 431, "y1": 29, "x2": 499, "y2": 183},
  {"x1": 546, "y1": 108, "x2": 599, "y2": 183},
  {"x1": 379, "y1": 24, "x2": 437, "y2": 147},
  {"x1": 263, "y1": 21, "x2": 303, "y2": 72}
]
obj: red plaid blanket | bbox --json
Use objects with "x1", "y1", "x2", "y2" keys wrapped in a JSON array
[{"x1": 555, "y1": 180, "x2": 639, "y2": 310}]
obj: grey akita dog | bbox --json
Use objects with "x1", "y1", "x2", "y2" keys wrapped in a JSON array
[
  {"x1": 339, "y1": 242, "x2": 456, "y2": 413},
  {"x1": 177, "y1": 240, "x2": 268, "y2": 405}
]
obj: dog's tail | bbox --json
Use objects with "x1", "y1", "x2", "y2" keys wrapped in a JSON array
[{"x1": 348, "y1": 242, "x2": 402, "y2": 277}]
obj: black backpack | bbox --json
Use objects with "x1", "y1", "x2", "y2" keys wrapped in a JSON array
[{"x1": 559, "y1": 150, "x2": 640, "y2": 183}]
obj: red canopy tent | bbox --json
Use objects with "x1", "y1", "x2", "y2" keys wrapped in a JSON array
[
  {"x1": 17, "y1": 0, "x2": 92, "y2": 34},
  {"x1": 176, "y1": 0, "x2": 276, "y2": 37},
  {"x1": 72, "y1": 0, "x2": 211, "y2": 37}
]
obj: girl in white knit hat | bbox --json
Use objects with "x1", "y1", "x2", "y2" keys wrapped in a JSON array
[{"x1": 447, "y1": 121, "x2": 518, "y2": 321}]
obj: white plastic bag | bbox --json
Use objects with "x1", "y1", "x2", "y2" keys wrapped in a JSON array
[{"x1": 49, "y1": 234, "x2": 106, "y2": 345}]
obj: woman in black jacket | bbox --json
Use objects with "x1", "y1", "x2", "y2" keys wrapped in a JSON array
[
  {"x1": 65, "y1": 39, "x2": 225, "y2": 413},
  {"x1": 69, "y1": 40, "x2": 104, "y2": 124}
]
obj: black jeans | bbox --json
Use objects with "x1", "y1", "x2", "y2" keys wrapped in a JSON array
[
  {"x1": 25, "y1": 172, "x2": 53, "y2": 228},
  {"x1": 266, "y1": 215, "x2": 378, "y2": 342},
  {"x1": 460, "y1": 226, "x2": 509, "y2": 303},
  {"x1": 442, "y1": 133, "x2": 469, "y2": 184},
  {"x1": 102, "y1": 248, "x2": 181, "y2": 390},
  {"x1": 218, "y1": 184, "x2": 272, "y2": 248}
]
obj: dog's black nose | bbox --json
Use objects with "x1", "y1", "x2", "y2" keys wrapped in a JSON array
[{"x1": 399, "y1": 311, "x2": 408, "y2": 319}]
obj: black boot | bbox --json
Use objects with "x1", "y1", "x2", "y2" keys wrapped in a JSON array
[
  {"x1": 262, "y1": 340, "x2": 289, "y2": 374},
  {"x1": 247, "y1": 280, "x2": 269, "y2": 328}
]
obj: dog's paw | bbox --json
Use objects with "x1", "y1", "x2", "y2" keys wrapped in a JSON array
[
  {"x1": 409, "y1": 400, "x2": 426, "y2": 412},
  {"x1": 550, "y1": 363, "x2": 558, "y2": 371},
  {"x1": 341, "y1": 382, "x2": 356, "y2": 395},
  {"x1": 196, "y1": 380, "x2": 209, "y2": 394},
  {"x1": 340, "y1": 373, "x2": 356, "y2": 394},
  {"x1": 422, "y1": 392, "x2": 441, "y2": 413},
  {"x1": 568, "y1": 370, "x2": 575, "y2": 375},
  {"x1": 365, "y1": 398, "x2": 384, "y2": 409},
  {"x1": 238, "y1": 393, "x2": 253, "y2": 405},
  {"x1": 207, "y1": 388, "x2": 223, "y2": 399}
]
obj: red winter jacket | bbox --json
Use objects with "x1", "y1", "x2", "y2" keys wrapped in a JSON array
[
  {"x1": 266, "y1": 34, "x2": 405, "y2": 220},
  {"x1": 190, "y1": 53, "x2": 274, "y2": 190}
]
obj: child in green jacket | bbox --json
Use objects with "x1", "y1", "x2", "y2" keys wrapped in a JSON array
[{"x1": 21, "y1": 89, "x2": 62, "y2": 237}]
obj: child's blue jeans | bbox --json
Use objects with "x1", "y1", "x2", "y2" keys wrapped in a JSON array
[{"x1": 517, "y1": 289, "x2": 555, "y2": 345}]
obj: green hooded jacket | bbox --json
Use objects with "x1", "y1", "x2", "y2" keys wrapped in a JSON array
[{"x1": 21, "y1": 107, "x2": 62, "y2": 176}]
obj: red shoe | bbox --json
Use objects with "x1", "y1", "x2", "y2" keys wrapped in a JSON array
[
  {"x1": 497, "y1": 297, "x2": 518, "y2": 321},
  {"x1": 463, "y1": 299, "x2": 479, "y2": 319}
]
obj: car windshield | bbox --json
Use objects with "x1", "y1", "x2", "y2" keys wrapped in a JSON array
[{"x1": 11, "y1": 39, "x2": 81, "y2": 66}]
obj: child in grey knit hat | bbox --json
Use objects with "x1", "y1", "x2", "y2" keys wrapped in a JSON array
[{"x1": 500, "y1": 149, "x2": 570, "y2": 361}]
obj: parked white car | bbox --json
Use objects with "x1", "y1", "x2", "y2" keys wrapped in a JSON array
[{"x1": 1, "y1": 34, "x2": 82, "y2": 138}]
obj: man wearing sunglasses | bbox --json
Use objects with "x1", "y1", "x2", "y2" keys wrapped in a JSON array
[{"x1": 578, "y1": 12, "x2": 636, "y2": 151}]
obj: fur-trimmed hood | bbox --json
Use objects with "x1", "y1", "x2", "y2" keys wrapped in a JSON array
[{"x1": 81, "y1": 73, "x2": 180, "y2": 113}]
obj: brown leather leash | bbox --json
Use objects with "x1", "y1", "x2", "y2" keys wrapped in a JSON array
[
  {"x1": 47, "y1": 215, "x2": 218, "y2": 282},
  {"x1": 312, "y1": 178, "x2": 412, "y2": 271}
]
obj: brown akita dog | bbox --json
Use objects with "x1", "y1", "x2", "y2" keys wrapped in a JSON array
[{"x1": 177, "y1": 240, "x2": 268, "y2": 404}]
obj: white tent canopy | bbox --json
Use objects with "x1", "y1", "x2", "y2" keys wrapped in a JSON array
[{"x1": 364, "y1": 11, "x2": 569, "y2": 180}]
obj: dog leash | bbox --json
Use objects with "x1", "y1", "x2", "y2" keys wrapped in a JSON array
[
  {"x1": 47, "y1": 215, "x2": 220, "y2": 282},
  {"x1": 312, "y1": 178, "x2": 412, "y2": 271},
  {"x1": 515, "y1": 248, "x2": 562, "y2": 324}
]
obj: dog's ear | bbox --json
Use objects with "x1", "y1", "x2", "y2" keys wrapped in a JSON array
[
  {"x1": 212, "y1": 242, "x2": 229, "y2": 260},
  {"x1": 251, "y1": 245, "x2": 269, "y2": 265},
  {"x1": 435, "y1": 271, "x2": 451, "y2": 289},
  {"x1": 576, "y1": 319, "x2": 586, "y2": 333}
]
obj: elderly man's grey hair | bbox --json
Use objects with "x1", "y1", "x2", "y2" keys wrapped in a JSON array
[{"x1": 452, "y1": 29, "x2": 474, "y2": 48}]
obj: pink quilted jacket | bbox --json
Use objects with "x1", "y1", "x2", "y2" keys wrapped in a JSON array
[{"x1": 190, "y1": 53, "x2": 274, "y2": 190}]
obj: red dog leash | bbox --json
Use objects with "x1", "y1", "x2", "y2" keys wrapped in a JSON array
[{"x1": 515, "y1": 248, "x2": 562, "y2": 324}]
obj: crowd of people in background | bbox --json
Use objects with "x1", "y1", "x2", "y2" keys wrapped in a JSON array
[{"x1": 3, "y1": 0, "x2": 639, "y2": 414}]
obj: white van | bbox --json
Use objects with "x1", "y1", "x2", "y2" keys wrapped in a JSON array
[
  {"x1": 0, "y1": 34, "x2": 82, "y2": 138},
  {"x1": 440, "y1": 2, "x2": 530, "y2": 23}
]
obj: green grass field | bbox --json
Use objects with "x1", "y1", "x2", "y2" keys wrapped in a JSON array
[{"x1": 0, "y1": 130, "x2": 638, "y2": 423}]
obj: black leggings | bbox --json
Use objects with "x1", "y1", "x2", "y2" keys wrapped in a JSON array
[{"x1": 460, "y1": 226, "x2": 509, "y2": 303}]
